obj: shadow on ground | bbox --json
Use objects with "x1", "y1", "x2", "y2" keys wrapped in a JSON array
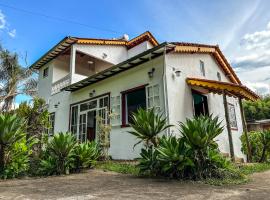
[{"x1": 0, "y1": 169, "x2": 270, "y2": 199}]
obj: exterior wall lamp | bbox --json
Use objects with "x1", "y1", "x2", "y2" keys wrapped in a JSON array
[
  {"x1": 89, "y1": 89, "x2": 96, "y2": 97},
  {"x1": 148, "y1": 68, "x2": 155, "y2": 78},
  {"x1": 54, "y1": 102, "x2": 60, "y2": 108},
  {"x1": 173, "y1": 67, "x2": 181, "y2": 77}
]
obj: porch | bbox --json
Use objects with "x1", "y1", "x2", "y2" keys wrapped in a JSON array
[{"x1": 186, "y1": 77, "x2": 260, "y2": 161}]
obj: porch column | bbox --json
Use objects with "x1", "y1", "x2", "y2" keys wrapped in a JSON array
[
  {"x1": 223, "y1": 91, "x2": 235, "y2": 161},
  {"x1": 239, "y1": 97, "x2": 252, "y2": 162},
  {"x1": 70, "y1": 45, "x2": 76, "y2": 84}
]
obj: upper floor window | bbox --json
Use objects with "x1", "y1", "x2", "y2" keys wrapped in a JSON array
[
  {"x1": 200, "y1": 60, "x2": 205, "y2": 76},
  {"x1": 43, "y1": 67, "x2": 49, "y2": 78},
  {"x1": 228, "y1": 103, "x2": 237, "y2": 130},
  {"x1": 217, "y1": 72, "x2": 221, "y2": 81}
]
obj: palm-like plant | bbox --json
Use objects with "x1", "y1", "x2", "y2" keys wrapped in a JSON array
[
  {"x1": 46, "y1": 132, "x2": 77, "y2": 174},
  {"x1": 156, "y1": 136, "x2": 194, "y2": 178},
  {"x1": 179, "y1": 115, "x2": 223, "y2": 150},
  {"x1": 128, "y1": 108, "x2": 172, "y2": 148},
  {"x1": 0, "y1": 48, "x2": 37, "y2": 112},
  {"x1": 179, "y1": 115, "x2": 223, "y2": 178},
  {"x1": 137, "y1": 147, "x2": 160, "y2": 176},
  {"x1": 0, "y1": 113, "x2": 25, "y2": 171},
  {"x1": 73, "y1": 141, "x2": 101, "y2": 172}
]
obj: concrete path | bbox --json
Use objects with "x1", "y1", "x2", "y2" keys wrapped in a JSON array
[{"x1": 0, "y1": 169, "x2": 269, "y2": 199}]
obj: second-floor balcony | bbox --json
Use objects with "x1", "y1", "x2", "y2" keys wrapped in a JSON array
[
  {"x1": 51, "y1": 74, "x2": 71, "y2": 95},
  {"x1": 51, "y1": 48, "x2": 114, "y2": 95}
]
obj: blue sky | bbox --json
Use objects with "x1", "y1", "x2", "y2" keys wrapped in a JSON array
[{"x1": 0, "y1": 0, "x2": 270, "y2": 103}]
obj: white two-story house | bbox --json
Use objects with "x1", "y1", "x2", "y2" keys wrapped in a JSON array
[{"x1": 31, "y1": 31, "x2": 259, "y2": 160}]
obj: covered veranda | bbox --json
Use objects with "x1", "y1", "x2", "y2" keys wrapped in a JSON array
[{"x1": 186, "y1": 77, "x2": 260, "y2": 162}]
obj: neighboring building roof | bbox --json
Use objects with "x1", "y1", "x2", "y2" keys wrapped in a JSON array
[
  {"x1": 30, "y1": 31, "x2": 159, "y2": 69},
  {"x1": 186, "y1": 77, "x2": 260, "y2": 101},
  {"x1": 172, "y1": 42, "x2": 241, "y2": 84},
  {"x1": 247, "y1": 119, "x2": 270, "y2": 125},
  {"x1": 64, "y1": 42, "x2": 175, "y2": 92}
]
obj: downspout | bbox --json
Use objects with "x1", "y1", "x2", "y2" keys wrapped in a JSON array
[{"x1": 162, "y1": 44, "x2": 170, "y2": 136}]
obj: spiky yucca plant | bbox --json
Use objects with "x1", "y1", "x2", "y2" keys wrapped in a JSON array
[
  {"x1": 0, "y1": 114, "x2": 25, "y2": 171},
  {"x1": 128, "y1": 108, "x2": 172, "y2": 148},
  {"x1": 73, "y1": 141, "x2": 101, "y2": 172},
  {"x1": 46, "y1": 132, "x2": 76, "y2": 174},
  {"x1": 179, "y1": 115, "x2": 224, "y2": 178}
]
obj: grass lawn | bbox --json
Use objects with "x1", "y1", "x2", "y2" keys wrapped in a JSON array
[{"x1": 95, "y1": 161, "x2": 270, "y2": 186}]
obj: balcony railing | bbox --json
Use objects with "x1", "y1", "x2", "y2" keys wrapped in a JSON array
[{"x1": 51, "y1": 74, "x2": 71, "y2": 95}]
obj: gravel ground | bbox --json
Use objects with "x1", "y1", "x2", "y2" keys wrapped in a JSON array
[{"x1": 0, "y1": 169, "x2": 270, "y2": 200}]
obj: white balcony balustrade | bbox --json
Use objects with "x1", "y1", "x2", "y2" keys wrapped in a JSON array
[{"x1": 51, "y1": 74, "x2": 71, "y2": 95}]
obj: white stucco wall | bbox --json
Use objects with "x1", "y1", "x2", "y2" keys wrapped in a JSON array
[
  {"x1": 75, "y1": 44, "x2": 128, "y2": 65},
  {"x1": 52, "y1": 58, "x2": 69, "y2": 83},
  {"x1": 127, "y1": 41, "x2": 153, "y2": 58},
  {"x1": 37, "y1": 62, "x2": 53, "y2": 102},
  {"x1": 70, "y1": 56, "x2": 165, "y2": 160},
  {"x1": 165, "y1": 52, "x2": 245, "y2": 159}
]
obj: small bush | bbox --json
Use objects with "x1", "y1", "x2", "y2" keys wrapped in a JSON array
[
  {"x1": 241, "y1": 130, "x2": 270, "y2": 162},
  {"x1": 129, "y1": 111, "x2": 241, "y2": 181},
  {"x1": 39, "y1": 132, "x2": 76, "y2": 175},
  {"x1": 1, "y1": 137, "x2": 37, "y2": 179},
  {"x1": 73, "y1": 141, "x2": 101, "y2": 172},
  {"x1": 39, "y1": 132, "x2": 101, "y2": 175}
]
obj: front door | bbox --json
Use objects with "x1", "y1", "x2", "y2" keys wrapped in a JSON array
[{"x1": 87, "y1": 110, "x2": 96, "y2": 141}]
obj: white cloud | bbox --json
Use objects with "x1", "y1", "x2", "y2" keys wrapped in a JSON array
[
  {"x1": 231, "y1": 21, "x2": 270, "y2": 95},
  {"x1": 0, "y1": 10, "x2": 6, "y2": 29},
  {"x1": 0, "y1": 10, "x2": 16, "y2": 38},
  {"x1": 8, "y1": 29, "x2": 16, "y2": 38}
]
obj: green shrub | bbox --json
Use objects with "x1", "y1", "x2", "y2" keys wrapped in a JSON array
[
  {"x1": 40, "y1": 132, "x2": 76, "y2": 175},
  {"x1": 1, "y1": 136, "x2": 37, "y2": 179},
  {"x1": 179, "y1": 115, "x2": 224, "y2": 179},
  {"x1": 137, "y1": 147, "x2": 161, "y2": 176},
  {"x1": 73, "y1": 141, "x2": 101, "y2": 172},
  {"x1": 128, "y1": 108, "x2": 172, "y2": 148},
  {"x1": 0, "y1": 113, "x2": 25, "y2": 171},
  {"x1": 156, "y1": 136, "x2": 194, "y2": 178},
  {"x1": 130, "y1": 111, "x2": 238, "y2": 180},
  {"x1": 241, "y1": 131, "x2": 270, "y2": 162}
]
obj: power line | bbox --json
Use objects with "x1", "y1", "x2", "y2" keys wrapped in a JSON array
[{"x1": 0, "y1": 3, "x2": 122, "y2": 34}]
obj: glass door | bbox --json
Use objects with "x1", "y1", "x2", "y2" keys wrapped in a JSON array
[{"x1": 79, "y1": 113, "x2": 87, "y2": 142}]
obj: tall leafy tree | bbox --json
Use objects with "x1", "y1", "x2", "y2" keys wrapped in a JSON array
[
  {"x1": 0, "y1": 47, "x2": 37, "y2": 112},
  {"x1": 243, "y1": 96, "x2": 270, "y2": 121}
]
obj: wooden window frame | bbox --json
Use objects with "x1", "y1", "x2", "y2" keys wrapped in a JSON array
[
  {"x1": 43, "y1": 67, "x2": 49, "y2": 78},
  {"x1": 228, "y1": 103, "x2": 238, "y2": 131},
  {"x1": 121, "y1": 84, "x2": 148, "y2": 128}
]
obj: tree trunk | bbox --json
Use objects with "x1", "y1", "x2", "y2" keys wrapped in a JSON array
[
  {"x1": 260, "y1": 146, "x2": 267, "y2": 163},
  {"x1": 0, "y1": 144, "x2": 5, "y2": 171}
]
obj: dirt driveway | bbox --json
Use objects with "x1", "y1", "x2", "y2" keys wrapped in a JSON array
[{"x1": 0, "y1": 169, "x2": 269, "y2": 200}]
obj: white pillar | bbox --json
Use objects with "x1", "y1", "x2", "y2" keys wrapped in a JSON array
[{"x1": 70, "y1": 45, "x2": 76, "y2": 84}]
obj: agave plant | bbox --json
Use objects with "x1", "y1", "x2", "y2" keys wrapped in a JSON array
[
  {"x1": 156, "y1": 136, "x2": 194, "y2": 178},
  {"x1": 128, "y1": 108, "x2": 172, "y2": 148},
  {"x1": 46, "y1": 132, "x2": 77, "y2": 174},
  {"x1": 137, "y1": 146, "x2": 160, "y2": 176},
  {"x1": 179, "y1": 115, "x2": 223, "y2": 151},
  {"x1": 73, "y1": 141, "x2": 101, "y2": 172},
  {"x1": 0, "y1": 113, "x2": 25, "y2": 171},
  {"x1": 179, "y1": 115, "x2": 224, "y2": 179}
]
